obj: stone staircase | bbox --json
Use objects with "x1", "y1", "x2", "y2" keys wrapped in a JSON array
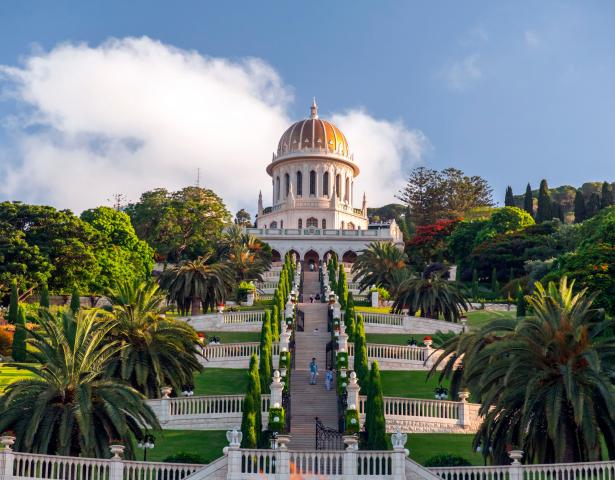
[{"x1": 288, "y1": 271, "x2": 339, "y2": 450}]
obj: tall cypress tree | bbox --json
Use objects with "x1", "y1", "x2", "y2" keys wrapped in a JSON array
[
  {"x1": 536, "y1": 179, "x2": 552, "y2": 223},
  {"x1": 523, "y1": 183, "x2": 534, "y2": 217},
  {"x1": 553, "y1": 202, "x2": 565, "y2": 222},
  {"x1": 271, "y1": 305, "x2": 279, "y2": 341},
  {"x1": 574, "y1": 190, "x2": 586, "y2": 223},
  {"x1": 587, "y1": 193, "x2": 601, "y2": 218},
  {"x1": 344, "y1": 292, "x2": 355, "y2": 341},
  {"x1": 337, "y1": 264, "x2": 348, "y2": 309},
  {"x1": 516, "y1": 285, "x2": 526, "y2": 318},
  {"x1": 8, "y1": 280, "x2": 18, "y2": 325},
  {"x1": 70, "y1": 285, "x2": 81, "y2": 314},
  {"x1": 353, "y1": 314, "x2": 369, "y2": 394},
  {"x1": 259, "y1": 312, "x2": 273, "y2": 393},
  {"x1": 471, "y1": 269, "x2": 479, "y2": 301},
  {"x1": 601, "y1": 181, "x2": 614, "y2": 209},
  {"x1": 365, "y1": 361, "x2": 387, "y2": 450},
  {"x1": 240, "y1": 355, "x2": 262, "y2": 448},
  {"x1": 39, "y1": 283, "x2": 50, "y2": 308},
  {"x1": 504, "y1": 186, "x2": 515, "y2": 207},
  {"x1": 11, "y1": 306, "x2": 27, "y2": 362}
]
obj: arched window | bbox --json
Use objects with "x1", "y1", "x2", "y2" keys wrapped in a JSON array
[
  {"x1": 270, "y1": 221, "x2": 278, "y2": 228},
  {"x1": 309, "y1": 170, "x2": 316, "y2": 195},
  {"x1": 323, "y1": 172, "x2": 329, "y2": 196},
  {"x1": 306, "y1": 217, "x2": 318, "y2": 227},
  {"x1": 276, "y1": 177, "x2": 280, "y2": 201},
  {"x1": 348, "y1": 222, "x2": 355, "y2": 230},
  {"x1": 345, "y1": 177, "x2": 350, "y2": 202},
  {"x1": 335, "y1": 174, "x2": 341, "y2": 198},
  {"x1": 284, "y1": 173, "x2": 290, "y2": 197},
  {"x1": 322, "y1": 219, "x2": 327, "y2": 229},
  {"x1": 298, "y1": 218, "x2": 302, "y2": 229},
  {"x1": 296, "y1": 171, "x2": 303, "y2": 196}
]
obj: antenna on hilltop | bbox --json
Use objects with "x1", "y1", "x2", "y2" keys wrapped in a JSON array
[{"x1": 196, "y1": 168, "x2": 201, "y2": 188}]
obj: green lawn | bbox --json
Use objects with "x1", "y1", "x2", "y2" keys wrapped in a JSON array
[
  {"x1": 145, "y1": 430, "x2": 227, "y2": 463},
  {"x1": 201, "y1": 331, "x2": 260, "y2": 343},
  {"x1": 194, "y1": 369, "x2": 248, "y2": 395},
  {"x1": 366, "y1": 333, "x2": 426, "y2": 345},
  {"x1": 380, "y1": 370, "x2": 448, "y2": 399},
  {"x1": 356, "y1": 306, "x2": 393, "y2": 314},
  {"x1": 465, "y1": 310, "x2": 516, "y2": 330},
  {"x1": 404, "y1": 434, "x2": 483, "y2": 465},
  {"x1": 0, "y1": 364, "x2": 35, "y2": 392}
]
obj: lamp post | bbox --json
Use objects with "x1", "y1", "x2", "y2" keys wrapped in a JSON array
[{"x1": 137, "y1": 433, "x2": 155, "y2": 461}]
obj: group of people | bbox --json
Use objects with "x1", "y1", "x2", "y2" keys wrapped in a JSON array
[
  {"x1": 309, "y1": 357, "x2": 334, "y2": 390},
  {"x1": 308, "y1": 294, "x2": 321, "y2": 303}
]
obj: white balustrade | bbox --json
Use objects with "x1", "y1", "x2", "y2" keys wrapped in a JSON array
[
  {"x1": 361, "y1": 312, "x2": 404, "y2": 327},
  {"x1": 222, "y1": 311, "x2": 264, "y2": 324},
  {"x1": 166, "y1": 394, "x2": 270, "y2": 417},
  {"x1": 203, "y1": 342, "x2": 260, "y2": 360},
  {"x1": 430, "y1": 465, "x2": 510, "y2": 480},
  {"x1": 289, "y1": 451, "x2": 345, "y2": 477},
  {"x1": 358, "y1": 396, "x2": 460, "y2": 421},
  {"x1": 123, "y1": 460, "x2": 201, "y2": 480}
]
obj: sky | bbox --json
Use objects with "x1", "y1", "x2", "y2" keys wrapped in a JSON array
[{"x1": 1, "y1": 1, "x2": 615, "y2": 216}]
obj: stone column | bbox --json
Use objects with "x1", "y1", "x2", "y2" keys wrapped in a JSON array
[
  {"x1": 224, "y1": 429, "x2": 243, "y2": 480},
  {"x1": 0, "y1": 435, "x2": 16, "y2": 480},
  {"x1": 159, "y1": 387, "x2": 172, "y2": 424},
  {"x1": 332, "y1": 299, "x2": 341, "y2": 319},
  {"x1": 270, "y1": 370, "x2": 284, "y2": 408},
  {"x1": 346, "y1": 372, "x2": 360, "y2": 411},
  {"x1": 391, "y1": 431, "x2": 409, "y2": 479},
  {"x1": 508, "y1": 450, "x2": 524, "y2": 480},
  {"x1": 108, "y1": 445, "x2": 125, "y2": 480},
  {"x1": 371, "y1": 289, "x2": 379, "y2": 308},
  {"x1": 279, "y1": 324, "x2": 291, "y2": 353},
  {"x1": 458, "y1": 390, "x2": 471, "y2": 429},
  {"x1": 338, "y1": 323, "x2": 348, "y2": 353},
  {"x1": 342, "y1": 449, "x2": 358, "y2": 477}
]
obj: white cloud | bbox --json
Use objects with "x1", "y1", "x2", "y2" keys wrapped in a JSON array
[
  {"x1": 524, "y1": 30, "x2": 540, "y2": 48},
  {"x1": 332, "y1": 110, "x2": 429, "y2": 206},
  {"x1": 459, "y1": 27, "x2": 489, "y2": 46},
  {"x1": 0, "y1": 37, "x2": 427, "y2": 213},
  {"x1": 441, "y1": 54, "x2": 483, "y2": 90}
]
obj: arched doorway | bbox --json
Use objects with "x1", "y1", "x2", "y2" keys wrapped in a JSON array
[
  {"x1": 287, "y1": 249, "x2": 300, "y2": 264},
  {"x1": 323, "y1": 250, "x2": 337, "y2": 266},
  {"x1": 271, "y1": 249, "x2": 282, "y2": 262},
  {"x1": 342, "y1": 250, "x2": 358, "y2": 264},
  {"x1": 304, "y1": 250, "x2": 319, "y2": 272}
]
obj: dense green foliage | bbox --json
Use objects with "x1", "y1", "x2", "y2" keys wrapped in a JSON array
[
  {"x1": 536, "y1": 179, "x2": 552, "y2": 222},
  {"x1": 344, "y1": 292, "x2": 356, "y2": 340},
  {"x1": 353, "y1": 313, "x2": 369, "y2": 393},
  {"x1": 424, "y1": 454, "x2": 472, "y2": 467},
  {"x1": 39, "y1": 282, "x2": 49, "y2": 308},
  {"x1": 258, "y1": 311, "x2": 273, "y2": 394},
  {"x1": 11, "y1": 306, "x2": 27, "y2": 362},
  {"x1": 0, "y1": 308, "x2": 159, "y2": 457},
  {"x1": 125, "y1": 186, "x2": 231, "y2": 262},
  {"x1": 337, "y1": 264, "x2": 348, "y2": 308},
  {"x1": 351, "y1": 242, "x2": 408, "y2": 292},
  {"x1": 364, "y1": 361, "x2": 387, "y2": 450},
  {"x1": 105, "y1": 279, "x2": 203, "y2": 398},
  {"x1": 70, "y1": 285, "x2": 81, "y2": 314},
  {"x1": 240, "y1": 355, "x2": 262, "y2": 448},
  {"x1": 8, "y1": 280, "x2": 18, "y2": 324}
]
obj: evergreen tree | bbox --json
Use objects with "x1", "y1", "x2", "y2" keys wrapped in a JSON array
[
  {"x1": 491, "y1": 267, "x2": 499, "y2": 294},
  {"x1": 272, "y1": 305, "x2": 279, "y2": 341},
  {"x1": 278, "y1": 293, "x2": 285, "y2": 333},
  {"x1": 516, "y1": 285, "x2": 526, "y2": 318},
  {"x1": 344, "y1": 292, "x2": 356, "y2": 341},
  {"x1": 574, "y1": 190, "x2": 586, "y2": 223},
  {"x1": 8, "y1": 280, "x2": 18, "y2": 325},
  {"x1": 353, "y1": 314, "x2": 369, "y2": 394},
  {"x1": 471, "y1": 269, "x2": 479, "y2": 301},
  {"x1": 39, "y1": 283, "x2": 50, "y2": 309},
  {"x1": 70, "y1": 285, "x2": 80, "y2": 314},
  {"x1": 504, "y1": 186, "x2": 515, "y2": 207},
  {"x1": 328, "y1": 261, "x2": 337, "y2": 294},
  {"x1": 337, "y1": 264, "x2": 348, "y2": 309},
  {"x1": 523, "y1": 183, "x2": 534, "y2": 217},
  {"x1": 601, "y1": 181, "x2": 614, "y2": 209},
  {"x1": 587, "y1": 193, "x2": 601, "y2": 218},
  {"x1": 240, "y1": 355, "x2": 262, "y2": 448},
  {"x1": 11, "y1": 306, "x2": 27, "y2": 362},
  {"x1": 365, "y1": 361, "x2": 387, "y2": 450},
  {"x1": 536, "y1": 179, "x2": 552, "y2": 223},
  {"x1": 259, "y1": 311, "x2": 273, "y2": 393}
]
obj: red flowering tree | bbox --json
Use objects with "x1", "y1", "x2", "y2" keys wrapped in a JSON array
[{"x1": 406, "y1": 218, "x2": 460, "y2": 268}]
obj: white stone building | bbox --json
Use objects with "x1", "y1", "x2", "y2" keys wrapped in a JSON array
[{"x1": 248, "y1": 100, "x2": 403, "y2": 267}]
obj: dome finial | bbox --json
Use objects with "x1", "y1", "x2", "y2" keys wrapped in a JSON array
[{"x1": 310, "y1": 97, "x2": 318, "y2": 119}]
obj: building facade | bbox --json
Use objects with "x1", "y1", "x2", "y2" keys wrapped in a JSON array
[{"x1": 249, "y1": 99, "x2": 403, "y2": 266}]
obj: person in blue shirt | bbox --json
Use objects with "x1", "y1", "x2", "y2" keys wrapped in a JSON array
[{"x1": 309, "y1": 357, "x2": 318, "y2": 385}]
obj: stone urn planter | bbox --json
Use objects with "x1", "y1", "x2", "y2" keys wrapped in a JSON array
[
  {"x1": 508, "y1": 450, "x2": 524, "y2": 465},
  {"x1": 276, "y1": 434, "x2": 291, "y2": 450},
  {"x1": 343, "y1": 434, "x2": 358, "y2": 451},
  {"x1": 109, "y1": 444, "x2": 125, "y2": 458},
  {"x1": 1, "y1": 434, "x2": 16, "y2": 450}
]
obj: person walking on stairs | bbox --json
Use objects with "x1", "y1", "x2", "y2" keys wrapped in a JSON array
[{"x1": 309, "y1": 357, "x2": 318, "y2": 385}]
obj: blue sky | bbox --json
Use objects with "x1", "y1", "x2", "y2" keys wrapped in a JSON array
[{"x1": 1, "y1": 1, "x2": 615, "y2": 213}]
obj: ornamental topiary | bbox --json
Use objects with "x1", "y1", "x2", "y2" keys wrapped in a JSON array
[
  {"x1": 345, "y1": 409, "x2": 360, "y2": 434},
  {"x1": 268, "y1": 407, "x2": 285, "y2": 433}
]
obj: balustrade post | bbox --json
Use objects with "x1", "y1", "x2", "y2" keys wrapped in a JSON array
[
  {"x1": 0, "y1": 435, "x2": 16, "y2": 480},
  {"x1": 371, "y1": 288, "x2": 379, "y2": 308},
  {"x1": 343, "y1": 449, "x2": 358, "y2": 478},
  {"x1": 391, "y1": 431, "x2": 409, "y2": 479},
  {"x1": 402, "y1": 313, "x2": 413, "y2": 331},
  {"x1": 216, "y1": 311, "x2": 224, "y2": 328},
  {"x1": 508, "y1": 450, "x2": 524, "y2": 480},
  {"x1": 109, "y1": 445, "x2": 125, "y2": 480},
  {"x1": 458, "y1": 390, "x2": 471, "y2": 429},
  {"x1": 347, "y1": 372, "x2": 360, "y2": 411},
  {"x1": 277, "y1": 450, "x2": 290, "y2": 477},
  {"x1": 270, "y1": 370, "x2": 284, "y2": 407},
  {"x1": 338, "y1": 323, "x2": 348, "y2": 353},
  {"x1": 159, "y1": 386, "x2": 172, "y2": 424},
  {"x1": 224, "y1": 429, "x2": 243, "y2": 480}
]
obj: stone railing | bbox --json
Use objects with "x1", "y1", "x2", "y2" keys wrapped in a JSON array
[
  {"x1": 357, "y1": 396, "x2": 481, "y2": 434},
  {"x1": 9, "y1": 450, "x2": 202, "y2": 480},
  {"x1": 255, "y1": 281, "x2": 278, "y2": 292},
  {"x1": 181, "y1": 311, "x2": 265, "y2": 332},
  {"x1": 147, "y1": 394, "x2": 271, "y2": 430},
  {"x1": 203, "y1": 342, "x2": 280, "y2": 369},
  {"x1": 346, "y1": 343, "x2": 441, "y2": 370},
  {"x1": 356, "y1": 312, "x2": 465, "y2": 335}
]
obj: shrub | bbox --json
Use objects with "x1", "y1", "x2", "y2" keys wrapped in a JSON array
[
  {"x1": 237, "y1": 281, "x2": 255, "y2": 301},
  {"x1": 0, "y1": 328, "x2": 13, "y2": 356},
  {"x1": 163, "y1": 452, "x2": 208, "y2": 464},
  {"x1": 268, "y1": 407, "x2": 285, "y2": 433},
  {"x1": 11, "y1": 306, "x2": 27, "y2": 362},
  {"x1": 424, "y1": 454, "x2": 471, "y2": 467},
  {"x1": 337, "y1": 352, "x2": 348, "y2": 369},
  {"x1": 345, "y1": 409, "x2": 360, "y2": 434}
]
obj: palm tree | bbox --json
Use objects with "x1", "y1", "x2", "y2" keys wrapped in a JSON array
[
  {"x1": 220, "y1": 225, "x2": 272, "y2": 282},
  {"x1": 392, "y1": 271, "x2": 468, "y2": 322},
  {"x1": 434, "y1": 278, "x2": 615, "y2": 464},
  {"x1": 106, "y1": 279, "x2": 204, "y2": 398},
  {"x1": 351, "y1": 242, "x2": 409, "y2": 292},
  {"x1": 159, "y1": 253, "x2": 235, "y2": 315},
  {"x1": 0, "y1": 308, "x2": 159, "y2": 458}
]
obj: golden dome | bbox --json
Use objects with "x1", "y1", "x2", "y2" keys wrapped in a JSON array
[{"x1": 276, "y1": 99, "x2": 349, "y2": 158}]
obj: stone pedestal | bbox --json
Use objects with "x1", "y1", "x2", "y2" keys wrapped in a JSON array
[
  {"x1": 270, "y1": 370, "x2": 284, "y2": 407},
  {"x1": 371, "y1": 290, "x2": 379, "y2": 307},
  {"x1": 346, "y1": 371, "x2": 360, "y2": 411}
]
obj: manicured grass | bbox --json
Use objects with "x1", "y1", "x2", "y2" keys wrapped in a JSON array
[
  {"x1": 404, "y1": 434, "x2": 483, "y2": 466},
  {"x1": 365, "y1": 333, "x2": 426, "y2": 345},
  {"x1": 193, "y1": 368, "x2": 248, "y2": 395},
  {"x1": 465, "y1": 310, "x2": 516, "y2": 330},
  {"x1": 0, "y1": 363, "x2": 35, "y2": 392},
  {"x1": 145, "y1": 430, "x2": 227, "y2": 463},
  {"x1": 201, "y1": 331, "x2": 260, "y2": 343},
  {"x1": 380, "y1": 370, "x2": 449, "y2": 399},
  {"x1": 356, "y1": 306, "x2": 393, "y2": 314}
]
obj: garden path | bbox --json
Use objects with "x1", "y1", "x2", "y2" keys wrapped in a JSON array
[{"x1": 288, "y1": 271, "x2": 338, "y2": 450}]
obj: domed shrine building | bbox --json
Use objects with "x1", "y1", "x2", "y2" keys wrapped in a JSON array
[{"x1": 247, "y1": 100, "x2": 403, "y2": 267}]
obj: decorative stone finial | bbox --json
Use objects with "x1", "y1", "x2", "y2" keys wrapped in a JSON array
[
  {"x1": 391, "y1": 430, "x2": 408, "y2": 450},
  {"x1": 508, "y1": 450, "x2": 524, "y2": 465},
  {"x1": 310, "y1": 97, "x2": 318, "y2": 119},
  {"x1": 226, "y1": 428, "x2": 243, "y2": 448}
]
